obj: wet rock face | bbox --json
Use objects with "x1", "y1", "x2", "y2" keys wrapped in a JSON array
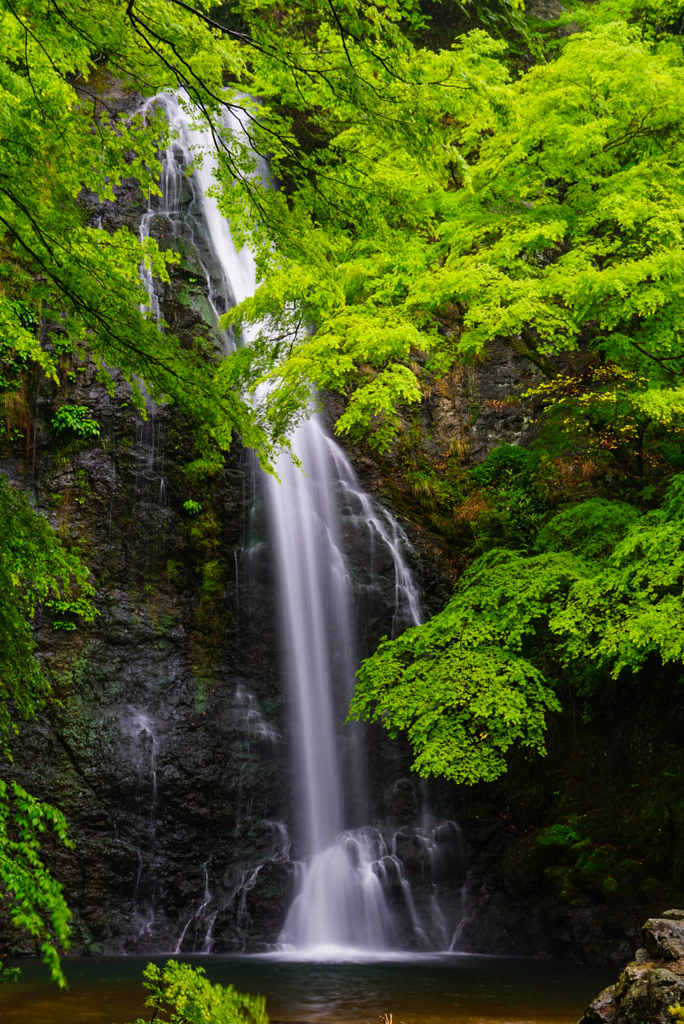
[
  {"x1": 580, "y1": 913, "x2": 684, "y2": 1024},
  {"x1": 0, "y1": 355, "x2": 294, "y2": 954},
  {"x1": 0, "y1": 366, "x2": 464, "y2": 955},
  {"x1": 0, "y1": 84, "x2": 299, "y2": 951},
  {"x1": 423, "y1": 340, "x2": 544, "y2": 465}
]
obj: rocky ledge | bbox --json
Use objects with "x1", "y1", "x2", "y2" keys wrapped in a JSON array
[{"x1": 581, "y1": 911, "x2": 684, "y2": 1024}]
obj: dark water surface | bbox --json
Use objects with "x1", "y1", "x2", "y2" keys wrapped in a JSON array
[{"x1": 0, "y1": 953, "x2": 611, "y2": 1024}]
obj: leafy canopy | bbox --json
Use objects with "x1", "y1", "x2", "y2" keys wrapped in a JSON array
[
  {"x1": 0, "y1": 0, "x2": 315, "y2": 467},
  {"x1": 0, "y1": 781, "x2": 73, "y2": 986},
  {"x1": 11, "y1": 0, "x2": 683, "y2": 459},
  {"x1": 219, "y1": 10, "x2": 684, "y2": 450},
  {"x1": 0, "y1": 0, "x2": 489, "y2": 465},
  {"x1": 351, "y1": 477, "x2": 684, "y2": 783}
]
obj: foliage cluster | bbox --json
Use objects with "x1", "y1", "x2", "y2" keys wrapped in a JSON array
[
  {"x1": 218, "y1": 0, "x2": 684, "y2": 464},
  {"x1": 50, "y1": 405, "x2": 100, "y2": 440},
  {"x1": 125, "y1": 961, "x2": 269, "y2": 1024},
  {"x1": 0, "y1": 781, "x2": 73, "y2": 985},
  {"x1": 352, "y1": 476, "x2": 684, "y2": 783},
  {"x1": 0, "y1": 0, "x2": 307, "y2": 469},
  {"x1": 0, "y1": 473, "x2": 96, "y2": 982}
]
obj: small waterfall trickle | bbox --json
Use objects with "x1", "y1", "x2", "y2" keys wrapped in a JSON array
[
  {"x1": 126, "y1": 710, "x2": 160, "y2": 939},
  {"x1": 172, "y1": 824, "x2": 292, "y2": 954},
  {"x1": 140, "y1": 92, "x2": 467, "y2": 955}
]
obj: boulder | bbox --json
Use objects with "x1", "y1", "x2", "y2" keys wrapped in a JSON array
[
  {"x1": 579, "y1": 911, "x2": 684, "y2": 1024},
  {"x1": 581, "y1": 985, "x2": 617, "y2": 1024},
  {"x1": 643, "y1": 918, "x2": 684, "y2": 961},
  {"x1": 620, "y1": 968, "x2": 684, "y2": 1024},
  {"x1": 615, "y1": 960, "x2": 658, "y2": 999}
]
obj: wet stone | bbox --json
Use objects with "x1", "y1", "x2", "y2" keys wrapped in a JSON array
[
  {"x1": 643, "y1": 918, "x2": 684, "y2": 961},
  {"x1": 580, "y1": 912, "x2": 684, "y2": 1024},
  {"x1": 579, "y1": 985, "x2": 616, "y2": 1024}
]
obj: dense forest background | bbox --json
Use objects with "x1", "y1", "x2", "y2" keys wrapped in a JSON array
[{"x1": 2, "y1": 0, "x2": 684, "y2": 979}]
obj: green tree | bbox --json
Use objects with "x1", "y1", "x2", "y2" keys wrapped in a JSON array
[
  {"x1": 351, "y1": 478, "x2": 684, "y2": 784},
  {"x1": 220, "y1": 12, "x2": 684, "y2": 453},
  {"x1": 0, "y1": 0, "x2": 448, "y2": 467}
]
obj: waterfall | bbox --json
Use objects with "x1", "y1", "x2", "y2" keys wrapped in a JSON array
[
  {"x1": 267, "y1": 420, "x2": 423, "y2": 954},
  {"x1": 264, "y1": 418, "x2": 355, "y2": 857},
  {"x1": 139, "y1": 93, "x2": 265, "y2": 339},
  {"x1": 140, "y1": 93, "x2": 468, "y2": 956}
]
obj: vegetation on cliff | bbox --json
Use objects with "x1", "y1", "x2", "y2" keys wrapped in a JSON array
[{"x1": 0, "y1": 475, "x2": 95, "y2": 981}]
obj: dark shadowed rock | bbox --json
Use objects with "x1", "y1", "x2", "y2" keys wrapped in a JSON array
[{"x1": 581, "y1": 985, "x2": 617, "y2": 1024}]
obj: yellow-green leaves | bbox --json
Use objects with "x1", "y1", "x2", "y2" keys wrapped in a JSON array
[
  {"x1": 0, "y1": 0, "x2": 271, "y2": 460},
  {"x1": 0, "y1": 781, "x2": 73, "y2": 987},
  {"x1": 352, "y1": 477, "x2": 684, "y2": 784},
  {"x1": 449, "y1": 23, "x2": 684, "y2": 389},
  {"x1": 213, "y1": 27, "x2": 508, "y2": 450},
  {"x1": 217, "y1": 15, "x2": 684, "y2": 450},
  {"x1": 128, "y1": 961, "x2": 269, "y2": 1024},
  {"x1": 351, "y1": 547, "x2": 570, "y2": 783}
]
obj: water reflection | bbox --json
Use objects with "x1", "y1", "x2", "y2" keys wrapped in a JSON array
[{"x1": 0, "y1": 953, "x2": 613, "y2": 1024}]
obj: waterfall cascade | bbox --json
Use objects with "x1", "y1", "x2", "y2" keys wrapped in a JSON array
[
  {"x1": 128, "y1": 710, "x2": 160, "y2": 939},
  {"x1": 140, "y1": 93, "x2": 467, "y2": 955}
]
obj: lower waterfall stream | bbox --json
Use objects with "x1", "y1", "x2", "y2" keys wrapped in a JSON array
[{"x1": 140, "y1": 93, "x2": 467, "y2": 955}]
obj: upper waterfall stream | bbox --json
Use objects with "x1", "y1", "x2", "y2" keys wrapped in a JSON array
[{"x1": 141, "y1": 93, "x2": 465, "y2": 956}]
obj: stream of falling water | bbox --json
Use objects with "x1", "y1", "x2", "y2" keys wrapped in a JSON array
[{"x1": 140, "y1": 93, "x2": 466, "y2": 955}]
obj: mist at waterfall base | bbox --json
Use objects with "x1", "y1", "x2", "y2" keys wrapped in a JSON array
[
  {"x1": 0, "y1": 955, "x2": 615, "y2": 1024},
  {"x1": 141, "y1": 92, "x2": 468, "y2": 959}
]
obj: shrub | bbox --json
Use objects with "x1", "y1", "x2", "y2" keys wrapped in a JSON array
[
  {"x1": 126, "y1": 961, "x2": 268, "y2": 1024},
  {"x1": 51, "y1": 404, "x2": 99, "y2": 439}
]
